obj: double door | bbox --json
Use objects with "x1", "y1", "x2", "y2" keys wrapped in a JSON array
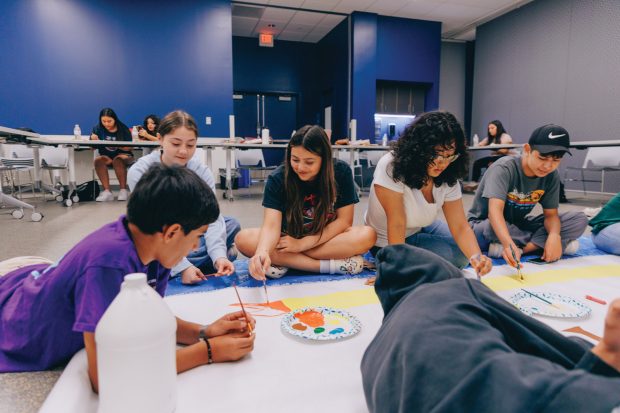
[{"x1": 233, "y1": 92, "x2": 297, "y2": 166}]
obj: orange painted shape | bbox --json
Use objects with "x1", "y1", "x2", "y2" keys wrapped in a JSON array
[{"x1": 294, "y1": 310, "x2": 324, "y2": 327}]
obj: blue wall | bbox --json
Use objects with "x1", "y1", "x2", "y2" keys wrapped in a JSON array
[
  {"x1": 316, "y1": 18, "x2": 350, "y2": 142},
  {"x1": 232, "y1": 36, "x2": 319, "y2": 128},
  {"x1": 351, "y1": 12, "x2": 441, "y2": 139},
  {"x1": 0, "y1": 0, "x2": 233, "y2": 136}
]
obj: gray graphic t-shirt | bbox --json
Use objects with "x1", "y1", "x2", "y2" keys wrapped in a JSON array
[{"x1": 467, "y1": 156, "x2": 559, "y2": 224}]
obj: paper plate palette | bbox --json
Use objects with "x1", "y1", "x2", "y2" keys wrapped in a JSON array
[
  {"x1": 281, "y1": 306, "x2": 361, "y2": 341},
  {"x1": 509, "y1": 291, "x2": 591, "y2": 318}
]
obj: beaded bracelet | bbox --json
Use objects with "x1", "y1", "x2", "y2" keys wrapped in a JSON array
[{"x1": 201, "y1": 337, "x2": 213, "y2": 364}]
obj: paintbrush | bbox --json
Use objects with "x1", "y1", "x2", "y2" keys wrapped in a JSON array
[
  {"x1": 262, "y1": 278, "x2": 270, "y2": 304},
  {"x1": 509, "y1": 244, "x2": 524, "y2": 281},
  {"x1": 232, "y1": 282, "x2": 253, "y2": 334},
  {"x1": 521, "y1": 288, "x2": 562, "y2": 309}
]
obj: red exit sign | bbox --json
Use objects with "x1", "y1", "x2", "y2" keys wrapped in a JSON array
[{"x1": 259, "y1": 33, "x2": 274, "y2": 47}]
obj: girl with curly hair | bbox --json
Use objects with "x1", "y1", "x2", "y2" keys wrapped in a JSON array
[
  {"x1": 236, "y1": 125, "x2": 377, "y2": 280},
  {"x1": 364, "y1": 111, "x2": 491, "y2": 275}
]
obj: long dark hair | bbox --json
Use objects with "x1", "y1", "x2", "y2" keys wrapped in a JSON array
[
  {"x1": 391, "y1": 111, "x2": 469, "y2": 189},
  {"x1": 158, "y1": 110, "x2": 198, "y2": 138},
  {"x1": 487, "y1": 120, "x2": 507, "y2": 144},
  {"x1": 143, "y1": 114, "x2": 160, "y2": 133},
  {"x1": 99, "y1": 108, "x2": 121, "y2": 130},
  {"x1": 284, "y1": 125, "x2": 336, "y2": 238}
]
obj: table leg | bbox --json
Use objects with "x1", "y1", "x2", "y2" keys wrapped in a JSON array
[
  {"x1": 225, "y1": 147, "x2": 234, "y2": 201},
  {"x1": 32, "y1": 145, "x2": 42, "y2": 190}
]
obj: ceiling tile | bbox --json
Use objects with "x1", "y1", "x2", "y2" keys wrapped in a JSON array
[
  {"x1": 396, "y1": 0, "x2": 442, "y2": 19},
  {"x1": 332, "y1": 0, "x2": 375, "y2": 13},
  {"x1": 268, "y1": 0, "x2": 305, "y2": 7},
  {"x1": 290, "y1": 10, "x2": 326, "y2": 25},
  {"x1": 261, "y1": 7, "x2": 296, "y2": 22},
  {"x1": 301, "y1": 0, "x2": 338, "y2": 12},
  {"x1": 232, "y1": 16, "x2": 259, "y2": 31},
  {"x1": 366, "y1": 0, "x2": 411, "y2": 16},
  {"x1": 318, "y1": 14, "x2": 347, "y2": 27}
]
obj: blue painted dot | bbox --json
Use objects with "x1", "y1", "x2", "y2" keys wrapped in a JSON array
[{"x1": 329, "y1": 328, "x2": 344, "y2": 335}]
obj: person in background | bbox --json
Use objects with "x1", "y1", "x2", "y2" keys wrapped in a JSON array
[
  {"x1": 471, "y1": 120, "x2": 517, "y2": 182},
  {"x1": 362, "y1": 244, "x2": 620, "y2": 413},
  {"x1": 364, "y1": 111, "x2": 492, "y2": 275},
  {"x1": 128, "y1": 110, "x2": 240, "y2": 284},
  {"x1": 589, "y1": 192, "x2": 620, "y2": 255},
  {"x1": 468, "y1": 124, "x2": 588, "y2": 264},
  {"x1": 91, "y1": 108, "x2": 133, "y2": 202},
  {"x1": 236, "y1": 125, "x2": 377, "y2": 280},
  {"x1": 0, "y1": 165, "x2": 255, "y2": 391},
  {"x1": 138, "y1": 114, "x2": 160, "y2": 141}
]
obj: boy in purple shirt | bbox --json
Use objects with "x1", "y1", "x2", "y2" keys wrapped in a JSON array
[{"x1": 0, "y1": 164, "x2": 255, "y2": 392}]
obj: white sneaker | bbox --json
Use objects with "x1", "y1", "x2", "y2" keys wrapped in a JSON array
[
  {"x1": 96, "y1": 190, "x2": 114, "y2": 202},
  {"x1": 266, "y1": 265, "x2": 289, "y2": 279},
  {"x1": 227, "y1": 244, "x2": 238, "y2": 261},
  {"x1": 117, "y1": 189, "x2": 129, "y2": 201},
  {"x1": 564, "y1": 239, "x2": 579, "y2": 255},
  {"x1": 487, "y1": 242, "x2": 504, "y2": 258},
  {"x1": 331, "y1": 255, "x2": 364, "y2": 275},
  {"x1": 487, "y1": 243, "x2": 522, "y2": 259},
  {"x1": 583, "y1": 207, "x2": 602, "y2": 219}
]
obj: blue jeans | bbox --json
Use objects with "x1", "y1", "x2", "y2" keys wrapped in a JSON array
[
  {"x1": 404, "y1": 220, "x2": 469, "y2": 269},
  {"x1": 592, "y1": 223, "x2": 620, "y2": 255},
  {"x1": 188, "y1": 216, "x2": 241, "y2": 273}
]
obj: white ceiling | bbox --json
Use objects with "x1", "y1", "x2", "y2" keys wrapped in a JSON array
[{"x1": 232, "y1": 0, "x2": 533, "y2": 43}]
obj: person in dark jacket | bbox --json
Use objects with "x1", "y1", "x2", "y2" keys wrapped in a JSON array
[{"x1": 361, "y1": 244, "x2": 620, "y2": 413}]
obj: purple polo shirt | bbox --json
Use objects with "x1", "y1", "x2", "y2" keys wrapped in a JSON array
[{"x1": 0, "y1": 215, "x2": 170, "y2": 372}]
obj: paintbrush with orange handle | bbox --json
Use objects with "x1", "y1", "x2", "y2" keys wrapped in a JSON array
[{"x1": 232, "y1": 282, "x2": 253, "y2": 334}]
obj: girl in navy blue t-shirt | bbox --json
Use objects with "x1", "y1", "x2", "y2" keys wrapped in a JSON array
[
  {"x1": 90, "y1": 107, "x2": 133, "y2": 202},
  {"x1": 236, "y1": 125, "x2": 376, "y2": 279}
]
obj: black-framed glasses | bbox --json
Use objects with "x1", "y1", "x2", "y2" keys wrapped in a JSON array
[{"x1": 432, "y1": 153, "x2": 460, "y2": 163}]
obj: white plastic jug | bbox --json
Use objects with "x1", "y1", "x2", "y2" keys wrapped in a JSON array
[{"x1": 96, "y1": 273, "x2": 177, "y2": 413}]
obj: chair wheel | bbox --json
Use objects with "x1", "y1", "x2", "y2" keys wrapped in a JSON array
[
  {"x1": 63, "y1": 199, "x2": 73, "y2": 207},
  {"x1": 12, "y1": 209, "x2": 24, "y2": 219},
  {"x1": 55, "y1": 195, "x2": 64, "y2": 202},
  {"x1": 72, "y1": 195, "x2": 80, "y2": 203},
  {"x1": 31, "y1": 212, "x2": 43, "y2": 222}
]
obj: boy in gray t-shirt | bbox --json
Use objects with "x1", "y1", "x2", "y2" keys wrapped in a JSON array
[{"x1": 467, "y1": 124, "x2": 588, "y2": 266}]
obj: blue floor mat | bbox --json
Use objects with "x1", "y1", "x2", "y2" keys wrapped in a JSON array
[
  {"x1": 165, "y1": 237, "x2": 605, "y2": 296},
  {"x1": 165, "y1": 252, "x2": 376, "y2": 296},
  {"x1": 483, "y1": 235, "x2": 604, "y2": 267}
]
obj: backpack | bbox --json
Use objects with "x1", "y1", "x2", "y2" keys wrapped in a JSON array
[{"x1": 61, "y1": 180, "x2": 101, "y2": 203}]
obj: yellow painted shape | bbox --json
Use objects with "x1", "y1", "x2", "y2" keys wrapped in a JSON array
[
  {"x1": 483, "y1": 264, "x2": 620, "y2": 292},
  {"x1": 281, "y1": 287, "x2": 379, "y2": 310}
]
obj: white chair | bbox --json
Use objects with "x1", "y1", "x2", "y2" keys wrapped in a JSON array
[
  {"x1": 235, "y1": 149, "x2": 275, "y2": 195},
  {"x1": 564, "y1": 147, "x2": 620, "y2": 195},
  {"x1": 0, "y1": 143, "x2": 36, "y2": 198}
]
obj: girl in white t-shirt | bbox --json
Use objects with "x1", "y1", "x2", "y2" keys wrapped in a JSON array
[{"x1": 365, "y1": 111, "x2": 492, "y2": 275}]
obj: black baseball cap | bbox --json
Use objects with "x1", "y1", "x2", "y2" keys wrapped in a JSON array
[{"x1": 528, "y1": 124, "x2": 572, "y2": 156}]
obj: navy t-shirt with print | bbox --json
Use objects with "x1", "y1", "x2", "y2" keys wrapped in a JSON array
[
  {"x1": 91, "y1": 124, "x2": 132, "y2": 158},
  {"x1": 262, "y1": 159, "x2": 359, "y2": 235}
]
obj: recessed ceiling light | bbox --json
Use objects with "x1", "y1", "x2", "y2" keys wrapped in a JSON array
[{"x1": 267, "y1": 23, "x2": 276, "y2": 28}]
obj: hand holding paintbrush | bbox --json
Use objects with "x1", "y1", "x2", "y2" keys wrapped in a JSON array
[
  {"x1": 509, "y1": 244, "x2": 524, "y2": 281},
  {"x1": 232, "y1": 282, "x2": 255, "y2": 334}
]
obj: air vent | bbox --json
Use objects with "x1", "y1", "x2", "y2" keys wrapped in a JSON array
[{"x1": 232, "y1": 5, "x2": 265, "y2": 19}]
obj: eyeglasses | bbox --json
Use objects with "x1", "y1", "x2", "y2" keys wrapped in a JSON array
[{"x1": 432, "y1": 153, "x2": 460, "y2": 163}]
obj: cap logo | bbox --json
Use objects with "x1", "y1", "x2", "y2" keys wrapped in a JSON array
[{"x1": 548, "y1": 132, "x2": 566, "y2": 139}]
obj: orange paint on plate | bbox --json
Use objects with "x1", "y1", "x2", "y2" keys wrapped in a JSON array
[{"x1": 294, "y1": 310, "x2": 324, "y2": 327}]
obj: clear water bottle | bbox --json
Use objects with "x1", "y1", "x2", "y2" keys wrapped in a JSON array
[
  {"x1": 131, "y1": 126, "x2": 140, "y2": 141},
  {"x1": 382, "y1": 133, "x2": 388, "y2": 146},
  {"x1": 472, "y1": 134, "x2": 479, "y2": 146},
  {"x1": 73, "y1": 124, "x2": 81, "y2": 140},
  {"x1": 96, "y1": 273, "x2": 177, "y2": 413}
]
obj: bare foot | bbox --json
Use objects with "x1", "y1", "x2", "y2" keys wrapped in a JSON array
[{"x1": 591, "y1": 299, "x2": 620, "y2": 372}]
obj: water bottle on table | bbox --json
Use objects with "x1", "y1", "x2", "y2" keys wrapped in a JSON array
[{"x1": 73, "y1": 124, "x2": 81, "y2": 140}]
